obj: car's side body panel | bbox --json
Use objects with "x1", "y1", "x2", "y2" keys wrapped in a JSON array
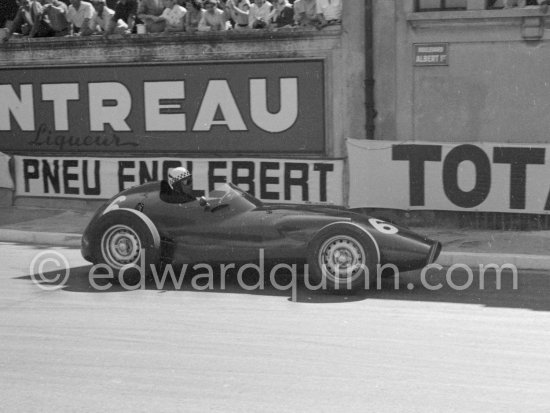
[{"x1": 82, "y1": 182, "x2": 441, "y2": 271}]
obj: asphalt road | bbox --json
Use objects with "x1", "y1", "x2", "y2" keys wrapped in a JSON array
[{"x1": 1, "y1": 242, "x2": 549, "y2": 412}]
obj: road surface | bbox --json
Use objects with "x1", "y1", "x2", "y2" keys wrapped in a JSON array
[{"x1": 1, "y1": 242, "x2": 549, "y2": 412}]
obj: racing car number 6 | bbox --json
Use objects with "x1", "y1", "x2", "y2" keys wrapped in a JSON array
[{"x1": 368, "y1": 218, "x2": 398, "y2": 234}]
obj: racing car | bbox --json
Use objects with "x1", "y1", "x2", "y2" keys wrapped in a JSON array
[{"x1": 81, "y1": 181, "x2": 441, "y2": 292}]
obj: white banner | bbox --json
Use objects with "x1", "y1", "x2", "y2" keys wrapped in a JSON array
[
  {"x1": 14, "y1": 156, "x2": 344, "y2": 204},
  {"x1": 0, "y1": 152, "x2": 13, "y2": 189},
  {"x1": 347, "y1": 139, "x2": 550, "y2": 213}
]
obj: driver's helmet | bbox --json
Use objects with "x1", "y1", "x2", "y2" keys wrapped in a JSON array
[{"x1": 168, "y1": 167, "x2": 191, "y2": 190}]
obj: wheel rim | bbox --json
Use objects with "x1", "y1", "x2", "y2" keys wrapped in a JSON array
[
  {"x1": 100, "y1": 225, "x2": 142, "y2": 269},
  {"x1": 318, "y1": 235, "x2": 366, "y2": 283}
]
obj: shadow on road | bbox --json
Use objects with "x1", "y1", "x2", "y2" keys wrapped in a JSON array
[
  {"x1": 370, "y1": 269, "x2": 550, "y2": 312},
  {"x1": 16, "y1": 262, "x2": 550, "y2": 311}
]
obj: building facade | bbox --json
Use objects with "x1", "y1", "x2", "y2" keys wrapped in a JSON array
[
  {"x1": 3, "y1": 0, "x2": 549, "y2": 220},
  {"x1": 374, "y1": 0, "x2": 550, "y2": 144}
]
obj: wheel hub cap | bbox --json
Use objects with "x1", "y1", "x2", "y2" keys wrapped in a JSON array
[
  {"x1": 100, "y1": 225, "x2": 142, "y2": 269},
  {"x1": 318, "y1": 235, "x2": 366, "y2": 282}
]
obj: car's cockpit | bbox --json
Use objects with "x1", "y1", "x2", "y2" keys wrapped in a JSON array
[{"x1": 159, "y1": 180, "x2": 197, "y2": 204}]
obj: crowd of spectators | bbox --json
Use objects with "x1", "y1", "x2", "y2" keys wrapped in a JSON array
[
  {"x1": 0, "y1": 0, "x2": 342, "y2": 41},
  {"x1": 491, "y1": 0, "x2": 550, "y2": 10}
]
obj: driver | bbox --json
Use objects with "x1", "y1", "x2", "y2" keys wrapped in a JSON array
[{"x1": 168, "y1": 167, "x2": 196, "y2": 203}]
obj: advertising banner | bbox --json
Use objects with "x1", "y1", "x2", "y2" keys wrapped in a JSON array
[
  {"x1": 14, "y1": 156, "x2": 344, "y2": 204},
  {"x1": 0, "y1": 60, "x2": 325, "y2": 154},
  {"x1": 0, "y1": 151, "x2": 13, "y2": 189},
  {"x1": 347, "y1": 139, "x2": 550, "y2": 213}
]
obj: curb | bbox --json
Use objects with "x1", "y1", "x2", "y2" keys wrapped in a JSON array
[
  {"x1": 0, "y1": 229, "x2": 82, "y2": 248},
  {"x1": 437, "y1": 251, "x2": 550, "y2": 271}
]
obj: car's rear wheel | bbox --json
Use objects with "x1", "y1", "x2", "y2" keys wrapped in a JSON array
[
  {"x1": 101, "y1": 224, "x2": 143, "y2": 270},
  {"x1": 307, "y1": 224, "x2": 379, "y2": 293},
  {"x1": 90, "y1": 209, "x2": 161, "y2": 284}
]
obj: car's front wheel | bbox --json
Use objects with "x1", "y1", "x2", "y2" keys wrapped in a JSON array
[{"x1": 307, "y1": 224, "x2": 379, "y2": 293}]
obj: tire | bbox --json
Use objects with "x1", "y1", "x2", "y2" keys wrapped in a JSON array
[
  {"x1": 307, "y1": 223, "x2": 379, "y2": 293},
  {"x1": 89, "y1": 208, "x2": 161, "y2": 284}
]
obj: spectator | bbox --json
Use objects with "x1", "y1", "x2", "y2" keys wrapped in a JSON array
[
  {"x1": 269, "y1": 0, "x2": 293, "y2": 28},
  {"x1": 3, "y1": 0, "x2": 55, "y2": 40},
  {"x1": 42, "y1": 0, "x2": 70, "y2": 36},
  {"x1": 218, "y1": 0, "x2": 235, "y2": 28},
  {"x1": 105, "y1": 0, "x2": 137, "y2": 35},
  {"x1": 248, "y1": 0, "x2": 271, "y2": 29},
  {"x1": 198, "y1": 0, "x2": 226, "y2": 31},
  {"x1": 293, "y1": 0, "x2": 316, "y2": 27},
  {"x1": 82, "y1": 0, "x2": 126, "y2": 35},
  {"x1": 137, "y1": 0, "x2": 165, "y2": 33},
  {"x1": 184, "y1": 0, "x2": 203, "y2": 32},
  {"x1": 157, "y1": 0, "x2": 186, "y2": 32},
  {"x1": 315, "y1": 0, "x2": 341, "y2": 28},
  {"x1": 29, "y1": 0, "x2": 58, "y2": 37},
  {"x1": 67, "y1": 0, "x2": 94, "y2": 33},
  {"x1": 0, "y1": 0, "x2": 19, "y2": 29},
  {"x1": 225, "y1": 0, "x2": 249, "y2": 30}
]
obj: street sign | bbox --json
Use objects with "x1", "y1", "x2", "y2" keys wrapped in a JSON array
[{"x1": 413, "y1": 43, "x2": 449, "y2": 66}]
